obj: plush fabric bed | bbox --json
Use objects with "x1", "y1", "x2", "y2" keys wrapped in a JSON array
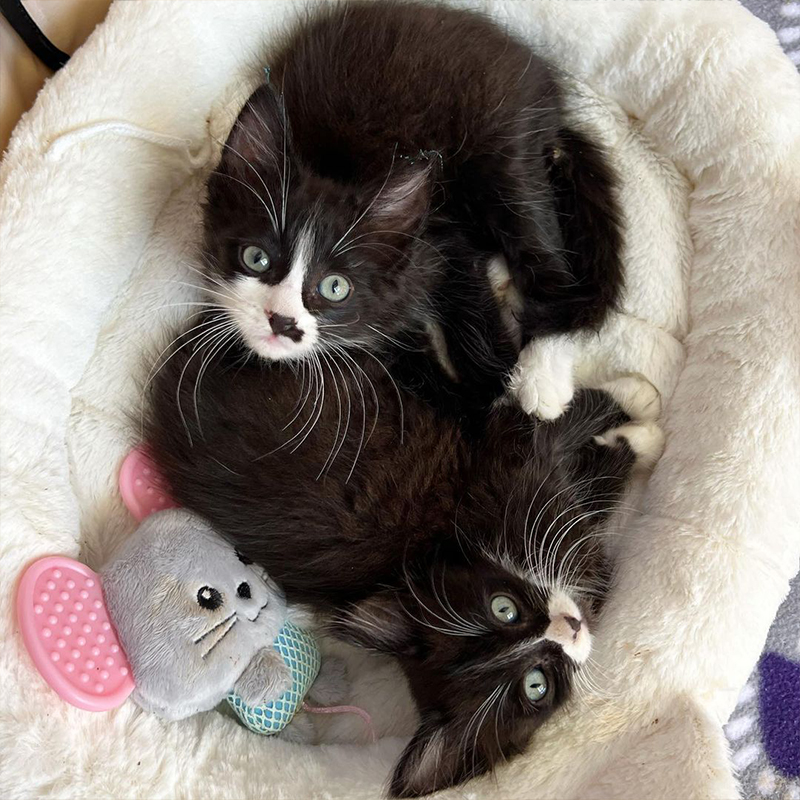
[{"x1": 1, "y1": 1, "x2": 799, "y2": 798}]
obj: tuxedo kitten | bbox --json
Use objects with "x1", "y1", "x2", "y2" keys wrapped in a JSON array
[
  {"x1": 202, "y1": 0, "x2": 623, "y2": 417},
  {"x1": 144, "y1": 332, "x2": 662, "y2": 796}
]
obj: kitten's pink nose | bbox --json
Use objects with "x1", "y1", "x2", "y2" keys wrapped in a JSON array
[{"x1": 265, "y1": 311, "x2": 303, "y2": 342}]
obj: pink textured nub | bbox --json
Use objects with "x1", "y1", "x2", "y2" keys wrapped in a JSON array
[
  {"x1": 17, "y1": 557, "x2": 134, "y2": 711},
  {"x1": 119, "y1": 447, "x2": 179, "y2": 522}
]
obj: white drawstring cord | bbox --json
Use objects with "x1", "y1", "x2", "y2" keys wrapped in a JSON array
[{"x1": 45, "y1": 119, "x2": 212, "y2": 168}]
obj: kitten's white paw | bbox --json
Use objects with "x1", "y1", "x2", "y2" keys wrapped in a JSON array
[
  {"x1": 513, "y1": 369, "x2": 574, "y2": 420},
  {"x1": 601, "y1": 375, "x2": 661, "y2": 422},
  {"x1": 594, "y1": 421, "x2": 665, "y2": 469},
  {"x1": 510, "y1": 336, "x2": 575, "y2": 420}
]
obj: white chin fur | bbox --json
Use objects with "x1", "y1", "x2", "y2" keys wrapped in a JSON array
[{"x1": 242, "y1": 324, "x2": 318, "y2": 362}]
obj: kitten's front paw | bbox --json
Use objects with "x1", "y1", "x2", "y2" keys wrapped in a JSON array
[
  {"x1": 594, "y1": 421, "x2": 665, "y2": 470},
  {"x1": 510, "y1": 336, "x2": 575, "y2": 420},
  {"x1": 601, "y1": 375, "x2": 661, "y2": 422}
]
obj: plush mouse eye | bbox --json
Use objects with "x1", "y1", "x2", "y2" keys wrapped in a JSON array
[
  {"x1": 490, "y1": 594, "x2": 518, "y2": 623},
  {"x1": 318, "y1": 274, "x2": 351, "y2": 302},
  {"x1": 240, "y1": 245, "x2": 271, "y2": 273},
  {"x1": 197, "y1": 586, "x2": 223, "y2": 611},
  {"x1": 237, "y1": 582, "x2": 251, "y2": 599},
  {"x1": 524, "y1": 667, "x2": 548, "y2": 702}
]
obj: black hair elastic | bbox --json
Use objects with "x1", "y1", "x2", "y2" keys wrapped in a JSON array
[{"x1": 0, "y1": 0, "x2": 70, "y2": 72}]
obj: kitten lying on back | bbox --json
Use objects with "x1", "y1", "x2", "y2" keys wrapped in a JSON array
[
  {"x1": 144, "y1": 328, "x2": 662, "y2": 796},
  {"x1": 202, "y1": 0, "x2": 623, "y2": 418}
]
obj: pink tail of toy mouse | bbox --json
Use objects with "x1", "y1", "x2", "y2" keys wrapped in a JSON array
[{"x1": 302, "y1": 701, "x2": 377, "y2": 743}]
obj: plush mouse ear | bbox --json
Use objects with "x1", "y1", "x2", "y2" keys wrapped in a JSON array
[
  {"x1": 327, "y1": 591, "x2": 416, "y2": 656},
  {"x1": 389, "y1": 715, "x2": 487, "y2": 798}
]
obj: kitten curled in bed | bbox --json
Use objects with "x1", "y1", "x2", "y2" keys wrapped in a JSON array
[
  {"x1": 144, "y1": 333, "x2": 662, "y2": 796},
  {"x1": 199, "y1": 0, "x2": 623, "y2": 419}
]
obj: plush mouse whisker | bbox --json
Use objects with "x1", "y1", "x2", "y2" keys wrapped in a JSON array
[
  {"x1": 201, "y1": 617, "x2": 239, "y2": 660},
  {"x1": 194, "y1": 610, "x2": 237, "y2": 644}
]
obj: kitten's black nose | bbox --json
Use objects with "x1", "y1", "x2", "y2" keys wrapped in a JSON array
[
  {"x1": 565, "y1": 615, "x2": 582, "y2": 633},
  {"x1": 267, "y1": 312, "x2": 303, "y2": 342}
]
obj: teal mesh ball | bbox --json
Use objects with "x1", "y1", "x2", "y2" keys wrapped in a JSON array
[{"x1": 227, "y1": 622, "x2": 321, "y2": 735}]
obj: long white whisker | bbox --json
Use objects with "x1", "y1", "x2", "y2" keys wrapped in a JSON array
[
  {"x1": 192, "y1": 325, "x2": 240, "y2": 437},
  {"x1": 216, "y1": 139, "x2": 280, "y2": 233},
  {"x1": 331, "y1": 146, "x2": 398, "y2": 254}
]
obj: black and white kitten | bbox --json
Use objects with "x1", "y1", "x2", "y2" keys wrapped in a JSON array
[
  {"x1": 144, "y1": 336, "x2": 662, "y2": 796},
  {"x1": 202, "y1": 0, "x2": 623, "y2": 418}
]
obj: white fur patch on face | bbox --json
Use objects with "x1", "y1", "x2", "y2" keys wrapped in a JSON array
[
  {"x1": 545, "y1": 589, "x2": 592, "y2": 664},
  {"x1": 216, "y1": 227, "x2": 319, "y2": 362}
]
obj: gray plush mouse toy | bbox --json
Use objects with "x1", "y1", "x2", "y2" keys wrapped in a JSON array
[
  {"x1": 18, "y1": 449, "x2": 355, "y2": 738},
  {"x1": 101, "y1": 508, "x2": 302, "y2": 722}
]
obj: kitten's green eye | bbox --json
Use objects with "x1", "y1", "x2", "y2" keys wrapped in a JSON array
[
  {"x1": 240, "y1": 245, "x2": 271, "y2": 273},
  {"x1": 490, "y1": 595, "x2": 518, "y2": 623},
  {"x1": 318, "y1": 274, "x2": 352, "y2": 303},
  {"x1": 524, "y1": 667, "x2": 548, "y2": 702}
]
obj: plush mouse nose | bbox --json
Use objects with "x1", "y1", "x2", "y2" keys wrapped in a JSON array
[
  {"x1": 237, "y1": 582, "x2": 251, "y2": 599},
  {"x1": 266, "y1": 311, "x2": 303, "y2": 341},
  {"x1": 565, "y1": 615, "x2": 582, "y2": 634}
]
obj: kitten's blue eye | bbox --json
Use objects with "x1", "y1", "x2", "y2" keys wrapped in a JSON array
[
  {"x1": 524, "y1": 668, "x2": 548, "y2": 702},
  {"x1": 240, "y1": 245, "x2": 271, "y2": 273},
  {"x1": 318, "y1": 274, "x2": 351, "y2": 302},
  {"x1": 491, "y1": 594, "x2": 518, "y2": 623}
]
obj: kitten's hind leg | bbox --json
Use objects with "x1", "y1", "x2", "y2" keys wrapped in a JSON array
[
  {"x1": 428, "y1": 250, "x2": 520, "y2": 411},
  {"x1": 477, "y1": 128, "x2": 624, "y2": 420}
]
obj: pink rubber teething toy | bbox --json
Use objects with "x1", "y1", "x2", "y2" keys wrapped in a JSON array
[
  {"x1": 16, "y1": 557, "x2": 134, "y2": 711},
  {"x1": 15, "y1": 447, "x2": 169, "y2": 711},
  {"x1": 118, "y1": 447, "x2": 179, "y2": 521}
]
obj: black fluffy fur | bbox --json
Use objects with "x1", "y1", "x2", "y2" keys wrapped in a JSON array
[
  {"x1": 144, "y1": 333, "x2": 636, "y2": 796},
  {"x1": 165, "y1": 2, "x2": 629, "y2": 793},
  {"x1": 204, "y1": 0, "x2": 623, "y2": 403}
]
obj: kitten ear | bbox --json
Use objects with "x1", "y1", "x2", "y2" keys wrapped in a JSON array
[
  {"x1": 327, "y1": 591, "x2": 415, "y2": 656},
  {"x1": 365, "y1": 160, "x2": 434, "y2": 234},
  {"x1": 219, "y1": 83, "x2": 290, "y2": 172},
  {"x1": 389, "y1": 716, "x2": 485, "y2": 798}
]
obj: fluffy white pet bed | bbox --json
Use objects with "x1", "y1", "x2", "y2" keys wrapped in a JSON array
[{"x1": 1, "y1": 1, "x2": 799, "y2": 797}]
